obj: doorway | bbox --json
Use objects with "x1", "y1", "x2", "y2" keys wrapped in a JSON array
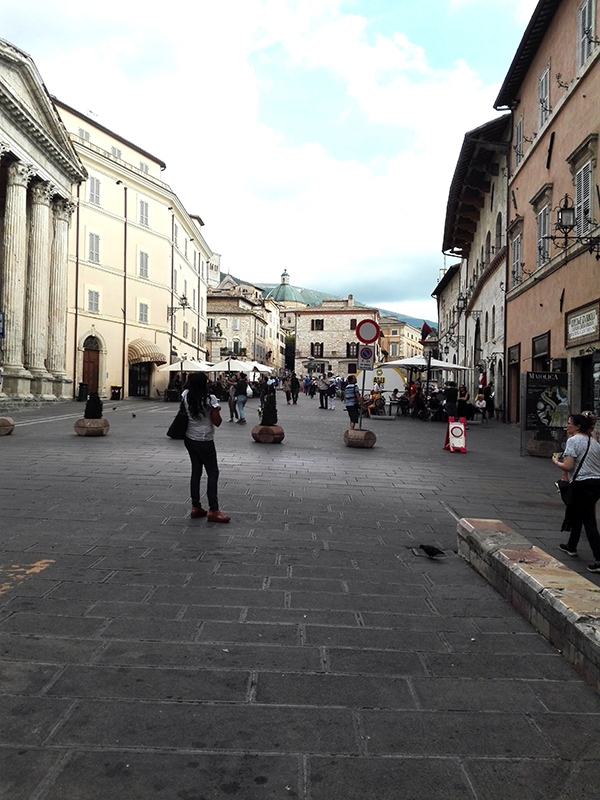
[
  {"x1": 129, "y1": 362, "x2": 150, "y2": 397},
  {"x1": 82, "y1": 336, "x2": 100, "y2": 393}
]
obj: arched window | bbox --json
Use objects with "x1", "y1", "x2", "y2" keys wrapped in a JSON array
[
  {"x1": 485, "y1": 232, "x2": 491, "y2": 265},
  {"x1": 495, "y1": 212, "x2": 503, "y2": 252},
  {"x1": 484, "y1": 312, "x2": 489, "y2": 342},
  {"x1": 491, "y1": 306, "x2": 496, "y2": 339}
]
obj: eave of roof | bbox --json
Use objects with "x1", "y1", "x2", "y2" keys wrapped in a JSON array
[
  {"x1": 494, "y1": 0, "x2": 561, "y2": 109},
  {"x1": 431, "y1": 264, "x2": 460, "y2": 297},
  {"x1": 442, "y1": 115, "x2": 510, "y2": 255}
]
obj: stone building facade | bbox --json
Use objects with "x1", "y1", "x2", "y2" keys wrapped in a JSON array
[
  {"x1": 0, "y1": 39, "x2": 86, "y2": 401},
  {"x1": 294, "y1": 296, "x2": 380, "y2": 377},
  {"x1": 207, "y1": 275, "x2": 285, "y2": 369}
]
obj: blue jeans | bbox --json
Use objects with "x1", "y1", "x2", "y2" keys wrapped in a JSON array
[
  {"x1": 236, "y1": 395, "x2": 247, "y2": 419},
  {"x1": 184, "y1": 438, "x2": 219, "y2": 510}
]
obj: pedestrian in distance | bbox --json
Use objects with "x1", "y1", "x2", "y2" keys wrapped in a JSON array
[
  {"x1": 290, "y1": 373, "x2": 300, "y2": 404},
  {"x1": 182, "y1": 372, "x2": 230, "y2": 523},
  {"x1": 227, "y1": 379, "x2": 238, "y2": 422},
  {"x1": 235, "y1": 372, "x2": 249, "y2": 424},
  {"x1": 552, "y1": 413, "x2": 600, "y2": 572},
  {"x1": 344, "y1": 374, "x2": 361, "y2": 430},
  {"x1": 327, "y1": 379, "x2": 336, "y2": 410},
  {"x1": 318, "y1": 375, "x2": 328, "y2": 409}
]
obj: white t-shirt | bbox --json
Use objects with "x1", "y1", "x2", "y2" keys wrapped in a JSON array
[
  {"x1": 182, "y1": 390, "x2": 220, "y2": 442},
  {"x1": 563, "y1": 433, "x2": 600, "y2": 481}
]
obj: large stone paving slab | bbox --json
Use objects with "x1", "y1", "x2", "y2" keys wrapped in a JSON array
[{"x1": 1, "y1": 399, "x2": 599, "y2": 798}]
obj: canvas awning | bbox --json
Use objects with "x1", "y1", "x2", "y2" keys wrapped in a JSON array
[{"x1": 127, "y1": 339, "x2": 167, "y2": 365}]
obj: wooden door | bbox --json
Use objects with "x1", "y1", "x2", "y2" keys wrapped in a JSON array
[{"x1": 82, "y1": 349, "x2": 100, "y2": 393}]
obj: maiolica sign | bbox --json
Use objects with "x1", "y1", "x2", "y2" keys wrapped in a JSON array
[{"x1": 566, "y1": 300, "x2": 600, "y2": 348}]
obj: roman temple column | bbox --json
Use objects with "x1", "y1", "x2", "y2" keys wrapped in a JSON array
[
  {"x1": 25, "y1": 181, "x2": 55, "y2": 397},
  {"x1": 0, "y1": 160, "x2": 34, "y2": 397},
  {"x1": 47, "y1": 198, "x2": 75, "y2": 397}
]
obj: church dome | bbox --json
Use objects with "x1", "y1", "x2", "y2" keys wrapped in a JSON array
[{"x1": 265, "y1": 270, "x2": 306, "y2": 304}]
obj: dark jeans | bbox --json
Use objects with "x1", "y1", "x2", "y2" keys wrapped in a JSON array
[
  {"x1": 319, "y1": 390, "x2": 327, "y2": 408},
  {"x1": 567, "y1": 479, "x2": 600, "y2": 560},
  {"x1": 184, "y1": 438, "x2": 219, "y2": 511}
]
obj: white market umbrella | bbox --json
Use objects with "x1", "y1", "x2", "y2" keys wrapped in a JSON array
[
  {"x1": 246, "y1": 360, "x2": 274, "y2": 373},
  {"x1": 209, "y1": 357, "x2": 251, "y2": 372},
  {"x1": 158, "y1": 359, "x2": 214, "y2": 372},
  {"x1": 379, "y1": 356, "x2": 469, "y2": 371}
]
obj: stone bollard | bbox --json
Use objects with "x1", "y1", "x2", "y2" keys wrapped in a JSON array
[
  {"x1": 74, "y1": 418, "x2": 110, "y2": 436},
  {"x1": 0, "y1": 417, "x2": 15, "y2": 436},
  {"x1": 343, "y1": 428, "x2": 376, "y2": 448},
  {"x1": 251, "y1": 424, "x2": 285, "y2": 444}
]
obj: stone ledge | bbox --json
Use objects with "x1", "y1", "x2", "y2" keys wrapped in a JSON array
[{"x1": 458, "y1": 517, "x2": 600, "y2": 691}]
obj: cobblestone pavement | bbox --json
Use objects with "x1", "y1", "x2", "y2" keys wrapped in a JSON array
[{"x1": 1, "y1": 395, "x2": 599, "y2": 799}]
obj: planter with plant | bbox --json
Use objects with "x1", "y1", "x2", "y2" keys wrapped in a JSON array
[
  {"x1": 74, "y1": 391, "x2": 110, "y2": 436},
  {"x1": 251, "y1": 388, "x2": 284, "y2": 443}
]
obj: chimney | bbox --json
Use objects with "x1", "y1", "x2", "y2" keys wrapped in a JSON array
[{"x1": 348, "y1": 294, "x2": 354, "y2": 306}]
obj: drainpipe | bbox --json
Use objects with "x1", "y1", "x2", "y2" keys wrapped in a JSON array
[
  {"x1": 120, "y1": 184, "x2": 128, "y2": 394},
  {"x1": 72, "y1": 184, "x2": 81, "y2": 398}
]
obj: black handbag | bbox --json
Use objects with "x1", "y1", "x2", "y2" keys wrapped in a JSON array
[
  {"x1": 167, "y1": 402, "x2": 188, "y2": 439},
  {"x1": 557, "y1": 437, "x2": 591, "y2": 505}
]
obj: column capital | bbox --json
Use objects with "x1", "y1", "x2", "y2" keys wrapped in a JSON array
[
  {"x1": 52, "y1": 198, "x2": 76, "y2": 222},
  {"x1": 30, "y1": 181, "x2": 53, "y2": 206},
  {"x1": 7, "y1": 160, "x2": 34, "y2": 188}
]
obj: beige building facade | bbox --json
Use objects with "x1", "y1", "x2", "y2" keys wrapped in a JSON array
[
  {"x1": 57, "y1": 100, "x2": 212, "y2": 399},
  {"x1": 379, "y1": 316, "x2": 423, "y2": 361}
]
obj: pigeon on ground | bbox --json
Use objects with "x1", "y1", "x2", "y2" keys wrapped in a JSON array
[
  {"x1": 131, "y1": 413, "x2": 136, "y2": 418},
  {"x1": 112, "y1": 407, "x2": 117, "y2": 411},
  {"x1": 419, "y1": 544, "x2": 445, "y2": 559}
]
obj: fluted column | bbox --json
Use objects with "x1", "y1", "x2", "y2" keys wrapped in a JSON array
[
  {"x1": 47, "y1": 198, "x2": 74, "y2": 389},
  {"x1": 0, "y1": 161, "x2": 34, "y2": 387},
  {"x1": 25, "y1": 181, "x2": 53, "y2": 381}
]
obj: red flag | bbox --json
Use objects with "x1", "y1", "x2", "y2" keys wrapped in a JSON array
[{"x1": 420, "y1": 322, "x2": 432, "y2": 344}]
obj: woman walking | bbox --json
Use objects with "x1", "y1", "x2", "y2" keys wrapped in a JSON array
[
  {"x1": 182, "y1": 372, "x2": 230, "y2": 522},
  {"x1": 552, "y1": 413, "x2": 600, "y2": 571}
]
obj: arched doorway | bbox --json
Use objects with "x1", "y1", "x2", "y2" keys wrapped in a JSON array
[{"x1": 82, "y1": 336, "x2": 100, "y2": 393}]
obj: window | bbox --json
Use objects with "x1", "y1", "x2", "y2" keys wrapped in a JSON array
[
  {"x1": 311, "y1": 319, "x2": 324, "y2": 331},
  {"x1": 191, "y1": 327, "x2": 197, "y2": 343},
  {"x1": 346, "y1": 342, "x2": 358, "y2": 358},
  {"x1": 484, "y1": 312, "x2": 489, "y2": 343},
  {"x1": 88, "y1": 233, "x2": 100, "y2": 263},
  {"x1": 233, "y1": 318, "x2": 240, "y2": 331},
  {"x1": 173, "y1": 270, "x2": 178, "y2": 294},
  {"x1": 139, "y1": 251, "x2": 149, "y2": 279},
  {"x1": 495, "y1": 212, "x2": 503, "y2": 252},
  {"x1": 89, "y1": 177, "x2": 100, "y2": 205},
  {"x1": 491, "y1": 306, "x2": 496, "y2": 339},
  {"x1": 391, "y1": 329, "x2": 398, "y2": 336},
  {"x1": 192, "y1": 288, "x2": 196, "y2": 309},
  {"x1": 111, "y1": 146, "x2": 122, "y2": 159},
  {"x1": 183, "y1": 321, "x2": 189, "y2": 339},
  {"x1": 139, "y1": 302, "x2": 149, "y2": 324},
  {"x1": 78, "y1": 128, "x2": 90, "y2": 141},
  {"x1": 579, "y1": 0, "x2": 595, "y2": 68},
  {"x1": 575, "y1": 161, "x2": 592, "y2": 236},
  {"x1": 87, "y1": 290, "x2": 99, "y2": 313},
  {"x1": 208, "y1": 318, "x2": 215, "y2": 329},
  {"x1": 485, "y1": 231, "x2": 491, "y2": 265},
  {"x1": 350, "y1": 318, "x2": 357, "y2": 330},
  {"x1": 174, "y1": 223, "x2": 179, "y2": 246},
  {"x1": 139, "y1": 161, "x2": 149, "y2": 174},
  {"x1": 514, "y1": 117, "x2": 523, "y2": 167},
  {"x1": 348, "y1": 363, "x2": 357, "y2": 374},
  {"x1": 184, "y1": 238, "x2": 188, "y2": 258},
  {"x1": 139, "y1": 200, "x2": 149, "y2": 226},
  {"x1": 532, "y1": 332, "x2": 550, "y2": 372},
  {"x1": 311, "y1": 342, "x2": 324, "y2": 357},
  {"x1": 511, "y1": 233, "x2": 522, "y2": 284},
  {"x1": 390, "y1": 343, "x2": 398, "y2": 356},
  {"x1": 538, "y1": 64, "x2": 551, "y2": 127},
  {"x1": 536, "y1": 205, "x2": 550, "y2": 266}
]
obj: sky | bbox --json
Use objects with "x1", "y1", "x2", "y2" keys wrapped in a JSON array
[{"x1": 2, "y1": 0, "x2": 538, "y2": 322}]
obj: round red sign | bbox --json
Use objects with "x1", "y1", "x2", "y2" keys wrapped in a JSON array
[{"x1": 355, "y1": 319, "x2": 381, "y2": 344}]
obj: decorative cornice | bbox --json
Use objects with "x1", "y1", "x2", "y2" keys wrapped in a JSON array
[{"x1": 0, "y1": 83, "x2": 86, "y2": 183}]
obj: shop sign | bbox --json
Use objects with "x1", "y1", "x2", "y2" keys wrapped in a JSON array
[{"x1": 566, "y1": 301, "x2": 600, "y2": 348}]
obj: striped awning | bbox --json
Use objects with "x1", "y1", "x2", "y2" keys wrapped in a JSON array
[{"x1": 127, "y1": 339, "x2": 167, "y2": 365}]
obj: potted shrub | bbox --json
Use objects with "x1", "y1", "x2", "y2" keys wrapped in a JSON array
[
  {"x1": 251, "y1": 387, "x2": 284, "y2": 443},
  {"x1": 74, "y1": 391, "x2": 110, "y2": 436}
]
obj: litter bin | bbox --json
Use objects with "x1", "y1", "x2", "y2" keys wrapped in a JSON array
[
  {"x1": 77, "y1": 382, "x2": 88, "y2": 401},
  {"x1": 110, "y1": 385, "x2": 122, "y2": 401}
]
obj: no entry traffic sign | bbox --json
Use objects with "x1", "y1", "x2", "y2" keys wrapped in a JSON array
[{"x1": 356, "y1": 319, "x2": 380, "y2": 344}]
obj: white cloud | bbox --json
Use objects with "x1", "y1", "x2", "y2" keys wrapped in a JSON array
[{"x1": 5, "y1": 0, "x2": 510, "y2": 320}]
